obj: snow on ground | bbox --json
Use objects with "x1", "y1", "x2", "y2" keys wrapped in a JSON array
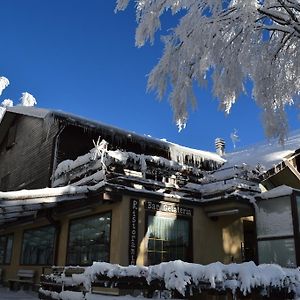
[
  {"x1": 0, "y1": 287, "x2": 156, "y2": 300},
  {"x1": 0, "y1": 287, "x2": 38, "y2": 300}
]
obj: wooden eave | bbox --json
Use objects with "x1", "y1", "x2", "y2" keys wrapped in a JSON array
[
  {"x1": 0, "y1": 112, "x2": 16, "y2": 146},
  {"x1": 262, "y1": 163, "x2": 300, "y2": 190},
  {"x1": 202, "y1": 195, "x2": 254, "y2": 218}
]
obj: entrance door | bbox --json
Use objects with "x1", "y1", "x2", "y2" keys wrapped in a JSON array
[{"x1": 242, "y1": 220, "x2": 257, "y2": 262}]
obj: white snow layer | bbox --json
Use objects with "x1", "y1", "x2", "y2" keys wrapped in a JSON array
[
  {"x1": 53, "y1": 140, "x2": 206, "y2": 181},
  {"x1": 0, "y1": 185, "x2": 88, "y2": 200},
  {"x1": 259, "y1": 185, "x2": 294, "y2": 199},
  {"x1": 225, "y1": 129, "x2": 300, "y2": 170},
  {"x1": 42, "y1": 260, "x2": 300, "y2": 298},
  {"x1": 0, "y1": 287, "x2": 37, "y2": 300}
]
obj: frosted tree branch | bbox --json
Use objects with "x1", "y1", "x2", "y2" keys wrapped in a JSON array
[
  {"x1": 116, "y1": 0, "x2": 300, "y2": 143},
  {"x1": 20, "y1": 92, "x2": 37, "y2": 107},
  {"x1": 0, "y1": 77, "x2": 9, "y2": 96}
]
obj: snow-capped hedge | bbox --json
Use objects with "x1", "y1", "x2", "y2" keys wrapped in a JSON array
[{"x1": 40, "y1": 260, "x2": 300, "y2": 299}]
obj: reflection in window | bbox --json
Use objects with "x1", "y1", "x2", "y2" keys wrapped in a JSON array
[
  {"x1": 0, "y1": 234, "x2": 13, "y2": 264},
  {"x1": 21, "y1": 226, "x2": 56, "y2": 265},
  {"x1": 146, "y1": 215, "x2": 190, "y2": 265},
  {"x1": 67, "y1": 212, "x2": 111, "y2": 265},
  {"x1": 258, "y1": 238, "x2": 296, "y2": 267}
]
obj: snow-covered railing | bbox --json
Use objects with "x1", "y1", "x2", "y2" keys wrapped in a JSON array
[
  {"x1": 39, "y1": 260, "x2": 300, "y2": 299},
  {"x1": 52, "y1": 139, "x2": 204, "y2": 188}
]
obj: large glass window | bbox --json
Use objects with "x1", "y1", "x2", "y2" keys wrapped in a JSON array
[
  {"x1": 21, "y1": 226, "x2": 56, "y2": 265},
  {"x1": 258, "y1": 238, "x2": 296, "y2": 267},
  {"x1": 67, "y1": 212, "x2": 111, "y2": 265},
  {"x1": 146, "y1": 214, "x2": 191, "y2": 265},
  {"x1": 256, "y1": 196, "x2": 293, "y2": 239},
  {"x1": 0, "y1": 234, "x2": 13, "y2": 264}
]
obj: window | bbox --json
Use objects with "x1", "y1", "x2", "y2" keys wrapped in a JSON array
[
  {"x1": 256, "y1": 195, "x2": 297, "y2": 268},
  {"x1": 258, "y1": 238, "x2": 296, "y2": 267},
  {"x1": 67, "y1": 212, "x2": 111, "y2": 265},
  {"x1": 21, "y1": 226, "x2": 56, "y2": 265},
  {"x1": 256, "y1": 196, "x2": 293, "y2": 239},
  {"x1": 0, "y1": 234, "x2": 13, "y2": 264},
  {"x1": 146, "y1": 214, "x2": 191, "y2": 265}
]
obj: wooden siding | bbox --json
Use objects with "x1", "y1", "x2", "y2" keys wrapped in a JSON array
[{"x1": 0, "y1": 115, "x2": 59, "y2": 191}]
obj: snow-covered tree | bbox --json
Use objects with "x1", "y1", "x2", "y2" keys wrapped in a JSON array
[
  {"x1": 1, "y1": 99, "x2": 13, "y2": 108},
  {"x1": 20, "y1": 92, "x2": 37, "y2": 107},
  {"x1": 0, "y1": 77, "x2": 9, "y2": 96},
  {"x1": 116, "y1": 0, "x2": 300, "y2": 143},
  {"x1": 0, "y1": 76, "x2": 37, "y2": 123}
]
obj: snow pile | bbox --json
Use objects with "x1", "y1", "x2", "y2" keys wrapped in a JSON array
[{"x1": 43, "y1": 260, "x2": 300, "y2": 298}]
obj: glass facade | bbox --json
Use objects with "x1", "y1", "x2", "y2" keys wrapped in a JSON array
[
  {"x1": 67, "y1": 212, "x2": 111, "y2": 265},
  {"x1": 21, "y1": 226, "x2": 56, "y2": 265},
  {"x1": 146, "y1": 214, "x2": 190, "y2": 265},
  {"x1": 0, "y1": 234, "x2": 13, "y2": 264}
]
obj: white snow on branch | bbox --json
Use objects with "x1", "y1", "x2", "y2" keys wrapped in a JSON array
[
  {"x1": 0, "y1": 77, "x2": 9, "y2": 96},
  {"x1": 116, "y1": 0, "x2": 300, "y2": 142},
  {"x1": 1, "y1": 99, "x2": 13, "y2": 107},
  {"x1": 20, "y1": 92, "x2": 37, "y2": 107},
  {"x1": 0, "y1": 99, "x2": 13, "y2": 123}
]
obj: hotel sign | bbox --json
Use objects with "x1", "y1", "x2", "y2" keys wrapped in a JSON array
[
  {"x1": 129, "y1": 198, "x2": 139, "y2": 265},
  {"x1": 144, "y1": 200, "x2": 193, "y2": 217}
]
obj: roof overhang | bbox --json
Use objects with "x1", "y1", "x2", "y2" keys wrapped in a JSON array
[
  {"x1": 202, "y1": 196, "x2": 254, "y2": 219},
  {"x1": 262, "y1": 162, "x2": 300, "y2": 190}
]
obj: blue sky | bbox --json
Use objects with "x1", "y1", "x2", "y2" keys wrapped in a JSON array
[{"x1": 0, "y1": 0, "x2": 299, "y2": 153}]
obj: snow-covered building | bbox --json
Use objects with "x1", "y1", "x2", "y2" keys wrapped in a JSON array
[
  {"x1": 225, "y1": 135, "x2": 300, "y2": 269},
  {"x1": 0, "y1": 106, "x2": 260, "y2": 285}
]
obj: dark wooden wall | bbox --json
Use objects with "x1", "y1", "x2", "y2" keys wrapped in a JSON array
[{"x1": 0, "y1": 115, "x2": 59, "y2": 191}]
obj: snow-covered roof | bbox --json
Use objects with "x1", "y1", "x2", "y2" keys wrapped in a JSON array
[
  {"x1": 0, "y1": 185, "x2": 90, "y2": 225},
  {"x1": 258, "y1": 185, "x2": 294, "y2": 200},
  {"x1": 6, "y1": 105, "x2": 50, "y2": 119},
  {"x1": 4, "y1": 106, "x2": 224, "y2": 169},
  {"x1": 225, "y1": 130, "x2": 300, "y2": 171}
]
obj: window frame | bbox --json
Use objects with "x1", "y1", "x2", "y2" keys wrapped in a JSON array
[
  {"x1": 20, "y1": 225, "x2": 56, "y2": 266},
  {"x1": 144, "y1": 210, "x2": 193, "y2": 265},
  {"x1": 66, "y1": 211, "x2": 112, "y2": 266},
  {"x1": 0, "y1": 234, "x2": 14, "y2": 265},
  {"x1": 291, "y1": 191, "x2": 300, "y2": 265}
]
